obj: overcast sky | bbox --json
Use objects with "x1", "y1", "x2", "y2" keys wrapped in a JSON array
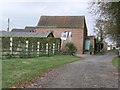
[{"x1": 0, "y1": 0, "x2": 96, "y2": 35}]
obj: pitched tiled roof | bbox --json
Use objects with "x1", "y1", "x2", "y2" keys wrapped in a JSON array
[
  {"x1": 0, "y1": 31, "x2": 53, "y2": 37},
  {"x1": 11, "y1": 28, "x2": 28, "y2": 32},
  {"x1": 37, "y1": 16, "x2": 85, "y2": 28},
  {"x1": 25, "y1": 26, "x2": 36, "y2": 31}
]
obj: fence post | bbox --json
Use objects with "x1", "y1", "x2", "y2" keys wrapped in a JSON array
[
  {"x1": 46, "y1": 43, "x2": 48, "y2": 55},
  {"x1": 26, "y1": 40, "x2": 28, "y2": 56},
  {"x1": 10, "y1": 37, "x2": 13, "y2": 55},
  {"x1": 53, "y1": 43, "x2": 55, "y2": 55},
  {"x1": 37, "y1": 42, "x2": 40, "y2": 56}
]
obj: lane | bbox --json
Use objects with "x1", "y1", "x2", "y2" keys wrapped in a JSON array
[{"x1": 27, "y1": 52, "x2": 118, "y2": 88}]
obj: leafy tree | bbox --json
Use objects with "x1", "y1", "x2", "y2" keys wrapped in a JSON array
[{"x1": 90, "y1": 1, "x2": 120, "y2": 46}]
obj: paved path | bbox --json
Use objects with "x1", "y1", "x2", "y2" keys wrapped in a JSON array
[{"x1": 27, "y1": 52, "x2": 118, "y2": 88}]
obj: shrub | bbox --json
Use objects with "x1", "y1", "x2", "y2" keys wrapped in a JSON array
[
  {"x1": 28, "y1": 51, "x2": 37, "y2": 58},
  {"x1": 19, "y1": 47, "x2": 28, "y2": 58},
  {"x1": 58, "y1": 50, "x2": 67, "y2": 55},
  {"x1": 6, "y1": 53, "x2": 14, "y2": 58},
  {"x1": 65, "y1": 42, "x2": 77, "y2": 55}
]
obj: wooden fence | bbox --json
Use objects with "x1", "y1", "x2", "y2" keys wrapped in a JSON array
[{"x1": 1, "y1": 37, "x2": 61, "y2": 58}]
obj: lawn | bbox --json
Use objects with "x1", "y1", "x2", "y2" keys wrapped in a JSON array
[
  {"x1": 112, "y1": 57, "x2": 120, "y2": 70},
  {"x1": 2, "y1": 55, "x2": 80, "y2": 88}
]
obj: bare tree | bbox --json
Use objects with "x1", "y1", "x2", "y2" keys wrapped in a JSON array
[{"x1": 89, "y1": 1, "x2": 120, "y2": 46}]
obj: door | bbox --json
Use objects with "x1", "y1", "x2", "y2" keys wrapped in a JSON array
[{"x1": 85, "y1": 39, "x2": 90, "y2": 50}]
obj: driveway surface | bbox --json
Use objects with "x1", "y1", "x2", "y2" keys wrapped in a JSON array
[{"x1": 27, "y1": 52, "x2": 118, "y2": 88}]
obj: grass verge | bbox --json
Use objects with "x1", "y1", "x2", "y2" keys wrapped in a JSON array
[
  {"x1": 112, "y1": 56, "x2": 120, "y2": 70},
  {"x1": 2, "y1": 55, "x2": 80, "y2": 88}
]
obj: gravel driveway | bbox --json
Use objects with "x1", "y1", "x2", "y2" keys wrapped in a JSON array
[{"x1": 27, "y1": 52, "x2": 118, "y2": 88}]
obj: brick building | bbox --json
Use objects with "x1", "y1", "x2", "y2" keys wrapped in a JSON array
[
  {"x1": 103, "y1": 41, "x2": 108, "y2": 51},
  {"x1": 11, "y1": 16, "x2": 95, "y2": 54},
  {"x1": 28, "y1": 16, "x2": 88, "y2": 54}
]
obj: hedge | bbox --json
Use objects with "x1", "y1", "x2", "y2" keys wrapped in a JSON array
[{"x1": 1, "y1": 37, "x2": 61, "y2": 58}]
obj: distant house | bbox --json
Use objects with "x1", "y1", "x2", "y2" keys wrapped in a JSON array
[
  {"x1": 11, "y1": 27, "x2": 37, "y2": 32},
  {"x1": 0, "y1": 31, "x2": 54, "y2": 38},
  {"x1": 11, "y1": 28, "x2": 28, "y2": 32},
  {"x1": 107, "y1": 45, "x2": 112, "y2": 50},
  {"x1": 103, "y1": 41, "x2": 108, "y2": 51},
  {"x1": 25, "y1": 26, "x2": 36, "y2": 32}
]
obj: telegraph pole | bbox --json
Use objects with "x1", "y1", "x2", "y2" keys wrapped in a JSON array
[{"x1": 7, "y1": 18, "x2": 10, "y2": 32}]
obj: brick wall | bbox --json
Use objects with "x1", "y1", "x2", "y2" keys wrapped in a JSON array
[
  {"x1": 34, "y1": 28, "x2": 86, "y2": 54},
  {"x1": 90, "y1": 36, "x2": 95, "y2": 49},
  {"x1": 103, "y1": 41, "x2": 108, "y2": 51},
  {"x1": 90, "y1": 36, "x2": 95, "y2": 54}
]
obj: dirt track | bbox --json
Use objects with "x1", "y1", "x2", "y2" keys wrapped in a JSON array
[{"x1": 27, "y1": 52, "x2": 118, "y2": 88}]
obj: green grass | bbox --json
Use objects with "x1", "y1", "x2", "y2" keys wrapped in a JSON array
[
  {"x1": 2, "y1": 55, "x2": 80, "y2": 88},
  {"x1": 112, "y1": 57, "x2": 120, "y2": 70}
]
